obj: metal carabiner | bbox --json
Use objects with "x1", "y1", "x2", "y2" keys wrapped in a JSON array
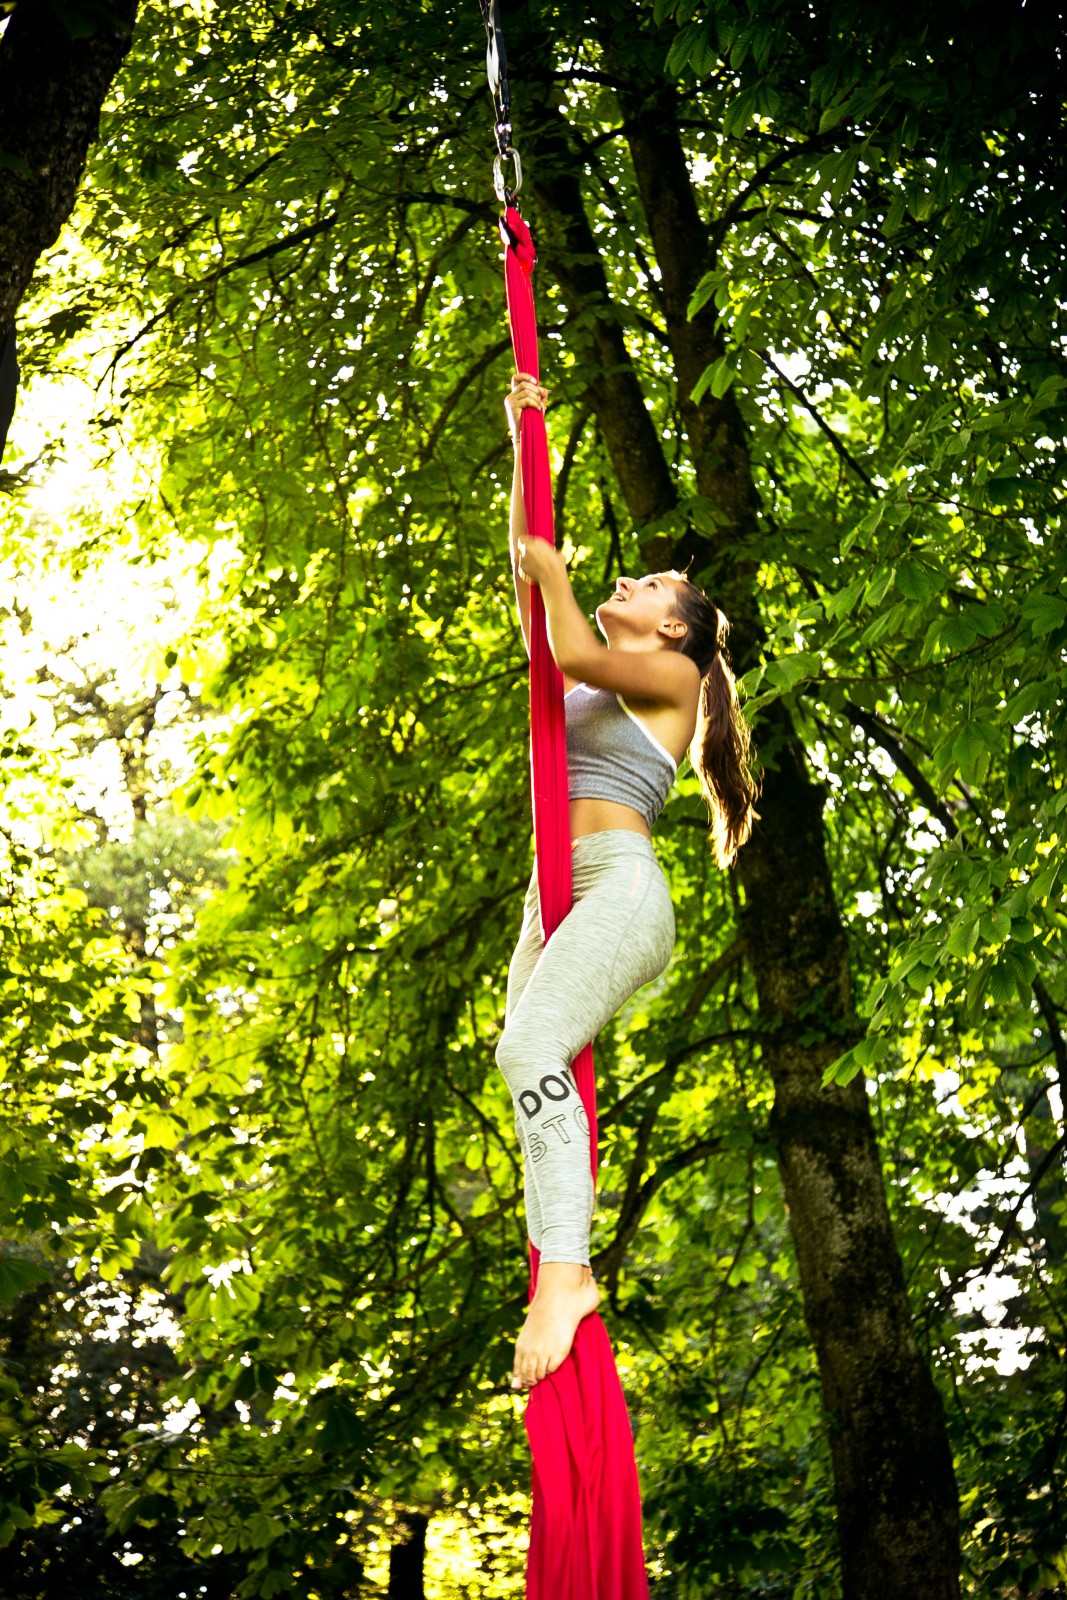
[{"x1": 493, "y1": 146, "x2": 523, "y2": 205}]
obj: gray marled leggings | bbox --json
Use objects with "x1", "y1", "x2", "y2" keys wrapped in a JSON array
[{"x1": 496, "y1": 830, "x2": 675, "y2": 1265}]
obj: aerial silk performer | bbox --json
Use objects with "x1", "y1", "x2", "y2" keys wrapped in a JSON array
[{"x1": 478, "y1": 5, "x2": 760, "y2": 1595}]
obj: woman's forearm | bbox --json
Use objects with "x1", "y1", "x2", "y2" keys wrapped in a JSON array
[
  {"x1": 509, "y1": 440, "x2": 528, "y2": 556},
  {"x1": 510, "y1": 443, "x2": 533, "y2": 655},
  {"x1": 537, "y1": 563, "x2": 602, "y2": 677}
]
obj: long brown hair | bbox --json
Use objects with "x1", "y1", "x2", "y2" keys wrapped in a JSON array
[{"x1": 669, "y1": 576, "x2": 760, "y2": 868}]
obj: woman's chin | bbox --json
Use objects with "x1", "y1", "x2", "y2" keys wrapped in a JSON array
[{"x1": 598, "y1": 600, "x2": 636, "y2": 635}]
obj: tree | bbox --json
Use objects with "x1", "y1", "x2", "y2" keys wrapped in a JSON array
[
  {"x1": 0, "y1": 0, "x2": 139, "y2": 456},
  {"x1": 0, "y1": 1255, "x2": 248, "y2": 1599},
  {"x1": 2, "y1": 0, "x2": 1065, "y2": 1594},
  {"x1": 0, "y1": 590, "x2": 232, "y2": 1583}
]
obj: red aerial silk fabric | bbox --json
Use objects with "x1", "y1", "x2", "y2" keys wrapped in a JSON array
[{"x1": 500, "y1": 203, "x2": 650, "y2": 1600}]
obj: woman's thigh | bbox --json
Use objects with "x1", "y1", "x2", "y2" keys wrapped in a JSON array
[
  {"x1": 505, "y1": 869, "x2": 543, "y2": 1020},
  {"x1": 504, "y1": 842, "x2": 674, "y2": 1070}
]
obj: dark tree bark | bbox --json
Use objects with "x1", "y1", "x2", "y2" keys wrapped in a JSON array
[
  {"x1": 387, "y1": 1510, "x2": 428, "y2": 1600},
  {"x1": 0, "y1": 0, "x2": 139, "y2": 454},
  {"x1": 527, "y1": 159, "x2": 676, "y2": 527},
  {"x1": 515, "y1": 19, "x2": 960, "y2": 1598}
]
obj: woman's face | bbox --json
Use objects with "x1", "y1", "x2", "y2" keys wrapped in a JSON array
[{"x1": 595, "y1": 572, "x2": 688, "y2": 647}]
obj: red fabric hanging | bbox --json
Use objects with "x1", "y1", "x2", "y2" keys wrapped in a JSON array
[{"x1": 501, "y1": 203, "x2": 650, "y2": 1600}]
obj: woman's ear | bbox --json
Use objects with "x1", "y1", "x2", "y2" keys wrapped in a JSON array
[{"x1": 658, "y1": 616, "x2": 688, "y2": 642}]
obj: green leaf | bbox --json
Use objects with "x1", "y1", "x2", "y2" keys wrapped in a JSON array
[
  {"x1": 691, "y1": 354, "x2": 735, "y2": 404},
  {"x1": 1021, "y1": 592, "x2": 1067, "y2": 636},
  {"x1": 689, "y1": 26, "x2": 716, "y2": 78},
  {"x1": 894, "y1": 558, "x2": 940, "y2": 602},
  {"x1": 952, "y1": 725, "x2": 991, "y2": 786},
  {"x1": 1029, "y1": 857, "x2": 1063, "y2": 904},
  {"x1": 822, "y1": 1034, "x2": 888, "y2": 1087},
  {"x1": 688, "y1": 271, "x2": 720, "y2": 320},
  {"x1": 1005, "y1": 679, "x2": 1055, "y2": 721},
  {"x1": 818, "y1": 95, "x2": 855, "y2": 133},
  {"x1": 245, "y1": 1512, "x2": 287, "y2": 1549},
  {"x1": 946, "y1": 912, "x2": 981, "y2": 959},
  {"x1": 763, "y1": 651, "x2": 820, "y2": 690},
  {"x1": 841, "y1": 502, "x2": 883, "y2": 554},
  {"x1": 987, "y1": 959, "x2": 1019, "y2": 1005},
  {"x1": 0, "y1": 1258, "x2": 51, "y2": 1305},
  {"x1": 888, "y1": 946, "x2": 927, "y2": 985},
  {"x1": 864, "y1": 566, "x2": 896, "y2": 607},
  {"x1": 314, "y1": 1392, "x2": 371, "y2": 1455},
  {"x1": 985, "y1": 474, "x2": 1053, "y2": 507},
  {"x1": 824, "y1": 574, "x2": 866, "y2": 619},
  {"x1": 965, "y1": 959, "x2": 994, "y2": 1019}
]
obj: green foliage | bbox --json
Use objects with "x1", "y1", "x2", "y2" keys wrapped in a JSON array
[
  {"x1": 0, "y1": 760, "x2": 147, "y2": 1545},
  {"x1": 1, "y1": 0, "x2": 1065, "y2": 1593}
]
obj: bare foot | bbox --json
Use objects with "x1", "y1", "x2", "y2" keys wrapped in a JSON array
[{"x1": 512, "y1": 1263, "x2": 600, "y2": 1388}]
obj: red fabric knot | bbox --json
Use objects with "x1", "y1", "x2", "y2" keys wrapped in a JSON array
[{"x1": 503, "y1": 204, "x2": 537, "y2": 275}]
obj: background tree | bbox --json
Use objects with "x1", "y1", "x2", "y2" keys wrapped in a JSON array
[
  {"x1": 1, "y1": 0, "x2": 1064, "y2": 1595},
  {"x1": 0, "y1": 0, "x2": 139, "y2": 457}
]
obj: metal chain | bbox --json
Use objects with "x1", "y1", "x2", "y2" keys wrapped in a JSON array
[{"x1": 477, "y1": 0, "x2": 522, "y2": 204}]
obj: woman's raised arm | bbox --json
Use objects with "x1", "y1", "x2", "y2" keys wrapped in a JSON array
[{"x1": 504, "y1": 373, "x2": 547, "y2": 660}]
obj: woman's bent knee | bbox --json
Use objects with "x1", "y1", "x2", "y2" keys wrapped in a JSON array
[
  {"x1": 496, "y1": 1023, "x2": 574, "y2": 1105},
  {"x1": 495, "y1": 1026, "x2": 519, "y2": 1081},
  {"x1": 496, "y1": 1021, "x2": 544, "y2": 1085}
]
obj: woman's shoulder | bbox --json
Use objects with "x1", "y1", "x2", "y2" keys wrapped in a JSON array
[{"x1": 569, "y1": 649, "x2": 700, "y2": 711}]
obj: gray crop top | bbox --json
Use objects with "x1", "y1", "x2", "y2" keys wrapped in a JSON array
[{"x1": 565, "y1": 683, "x2": 678, "y2": 830}]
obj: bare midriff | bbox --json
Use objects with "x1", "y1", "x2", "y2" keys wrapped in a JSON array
[{"x1": 569, "y1": 796, "x2": 650, "y2": 841}]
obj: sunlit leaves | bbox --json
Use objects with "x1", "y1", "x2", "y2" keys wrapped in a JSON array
[{"x1": 1, "y1": 0, "x2": 1065, "y2": 1592}]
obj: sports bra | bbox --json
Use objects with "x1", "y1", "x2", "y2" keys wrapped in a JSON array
[{"x1": 565, "y1": 684, "x2": 677, "y2": 830}]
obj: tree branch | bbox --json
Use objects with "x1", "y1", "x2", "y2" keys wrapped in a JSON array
[
  {"x1": 108, "y1": 213, "x2": 340, "y2": 371},
  {"x1": 761, "y1": 352, "x2": 876, "y2": 488},
  {"x1": 842, "y1": 701, "x2": 959, "y2": 835},
  {"x1": 595, "y1": 1134, "x2": 724, "y2": 1286}
]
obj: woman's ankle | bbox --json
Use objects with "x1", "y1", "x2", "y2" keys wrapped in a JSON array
[{"x1": 537, "y1": 1259, "x2": 590, "y2": 1278}]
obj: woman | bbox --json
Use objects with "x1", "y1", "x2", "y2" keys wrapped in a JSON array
[{"x1": 499, "y1": 372, "x2": 759, "y2": 1390}]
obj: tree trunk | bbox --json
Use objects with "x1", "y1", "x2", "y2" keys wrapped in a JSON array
[
  {"x1": 740, "y1": 728, "x2": 960, "y2": 1598},
  {"x1": 0, "y1": 0, "x2": 139, "y2": 453},
  {"x1": 517, "y1": 28, "x2": 960, "y2": 1599},
  {"x1": 387, "y1": 1510, "x2": 428, "y2": 1600}
]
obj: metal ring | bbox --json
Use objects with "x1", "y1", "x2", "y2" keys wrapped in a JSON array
[{"x1": 493, "y1": 147, "x2": 523, "y2": 204}]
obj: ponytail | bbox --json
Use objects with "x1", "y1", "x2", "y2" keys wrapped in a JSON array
[{"x1": 669, "y1": 578, "x2": 760, "y2": 868}]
